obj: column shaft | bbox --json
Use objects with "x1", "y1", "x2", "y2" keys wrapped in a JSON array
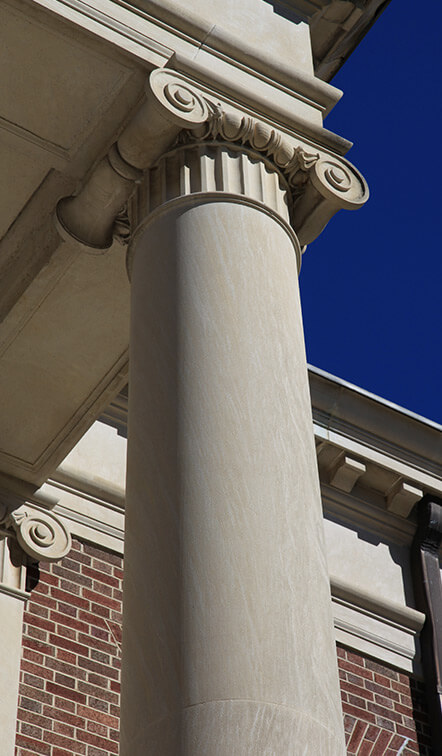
[{"x1": 121, "y1": 147, "x2": 345, "y2": 754}]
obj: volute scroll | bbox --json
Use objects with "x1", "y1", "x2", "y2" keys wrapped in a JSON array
[
  {"x1": 6, "y1": 505, "x2": 72, "y2": 563},
  {"x1": 54, "y1": 66, "x2": 368, "y2": 253}
]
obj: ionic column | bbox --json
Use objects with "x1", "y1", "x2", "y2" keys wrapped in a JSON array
[
  {"x1": 122, "y1": 139, "x2": 345, "y2": 754},
  {"x1": 53, "y1": 67, "x2": 367, "y2": 755}
]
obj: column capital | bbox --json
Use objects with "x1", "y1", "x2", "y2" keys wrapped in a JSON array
[
  {"x1": 0, "y1": 483, "x2": 72, "y2": 566},
  {"x1": 55, "y1": 67, "x2": 368, "y2": 253},
  {"x1": 5, "y1": 505, "x2": 72, "y2": 563}
]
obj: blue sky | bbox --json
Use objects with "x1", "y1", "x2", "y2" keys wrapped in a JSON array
[{"x1": 300, "y1": 0, "x2": 442, "y2": 424}]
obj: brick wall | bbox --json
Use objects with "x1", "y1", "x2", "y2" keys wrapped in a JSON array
[
  {"x1": 337, "y1": 645, "x2": 433, "y2": 755},
  {"x1": 14, "y1": 541, "x2": 434, "y2": 756},
  {"x1": 15, "y1": 539, "x2": 123, "y2": 756}
]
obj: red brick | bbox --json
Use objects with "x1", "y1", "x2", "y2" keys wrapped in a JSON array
[
  {"x1": 23, "y1": 672, "x2": 45, "y2": 689},
  {"x1": 17, "y1": 708, "x2": 52, "y2": 730},
  {"x1": 346, "y1": 650, "x2": 367, "y2": 667},
  {"x1": 24, "y1": 613, "x2": 56, "y2": 633},
  {"x1": 54, "y1": 672, "x2": 77, "y2": 689},
  {"x1": 23, "y1": 648, "x2": 44, "y2": 665},
  {"x1": 367, "y1": 702, "x2": 403, "y2": 723},
  {"x1": 341, "y1": 680, "x2": 374, "y2": 701},
  {"x1": 42, "y1": 705, "x2": 84, "y2": 727},
  {"x1": 83, "y1": 566, "x2": 120, "y2": 588},
  {"x1": 55, "y1": 558, "x2": 81, "y2": 573},
  {"x1": 82, "y1": 589, "x2": 120, "y2": 611},
  {"x1": 76, "y1": 728, "x2": 119, "y2": 753},
  {"x1": 87, "y1": 719, "x2": 109, "y2": 737},
  {"x1": 39, "y1": 571, "x2": 59, "y2": 587},
  {"x1": 374, "y1": 673, "x2": 395, "y2": 688},
  {"x1": 358, "y1": 740, "x2": 376, "y2": 756},
  {"x1": 15, "y1": 734, "x2": 51, "y2": 755},
  {"x1": 56, "y1": 648, "x2": 77, "y2": 665},
  {"x1": 50, "y1": 587, "x2": 90, "y2": 609},
  {"x1": 20, "y1": 722, "x2": 43, "y2": 738},
  {"x1": 348, "y1": 694, "x2": 368, "y2": 709},
  {"x1": 22, "y1": 660, "x2": 54, "y2": 681},
  {"x1": 26, "y1": 602, "x2": 49, "y2": 618},
  {"x1": 346, "y1": 719, "x2": 368, "y2": 752},
  {"x1": 364, "y1": 724, "x2": 380, "y2": 741},
  {"x1": 90, "y1": 602, "x2": 111, "y2": 618},
  {"x1": 27, "y1": 625, "x2": 49, "y2": 642},
  {"x1": 77, "y1": 704, "x2": 118, "y2": 727},
  {"x1": 50, "y1": 610, "x2": 89, "y2": 632},
  {"x1": 20, "y1": 697, "x2": 42, "y2": 714},
  {"x1": 78, "y1": 680, "x2": 119, "y2": 702},
  {"x1": 57, "y1": 624, "x2": 78, "y2": 640},
  {"x1": 46, "y1": 681, "x2": 87, "y2": 704},
  {"x1": 374, "y1": 716, "x2": 395, "y2": 732},
  {"x1": 83, "y1": 543, "x2": 121, "y2": 566},
  {"x1": 78, "y1": 633, "x2": 117, "y2": 655},
  {"x1": 340, "y1": 660, "x2": 374, "y2": 681},
  {"x1": 396, "y1": 724, "x2": 419, "y2": 739},
  {"x1": 48, "y1": 634, "x2": 89, "y2": 657},
  {"x1": 365, "y1": 660, "x2": 399, "y2": 681},
  {"x1": 90, "y1": 649, "x2": 111, "y2": 664},
  {"x1": 371, "y1": 729, "x2": 394, "y2": 754},
  {"x1": 344, "y1": 714, "x2": 356, "y2": 733},
  {"x1": 53, "y1": 719, "x2": 75, "y2": 737},
  {"x1": 389, "y1": 734, "x2": 408, "y2": 749},
  {"x1": 391, "y1": 679, "x2": 411, "y2": 696},
  {"x1": 59, "y1": 578, "x2": 82, "y2": 595},
  {"x1": 106, "y1": 621, "x2": 122, "y2": 647},
  {"x1": 78, "y1": 610, "x2": 108, "y2": 628},
  {"x1": 56, "y1": 601, "x2": 78, "y2": 617},
  {"x1": 20, "y1": 684, "x2": 52, "y2": 705},
  {"x1": 365, "y1": 680, "x2": 400, "y2": 701},
  {"x1": 29, "y1": 593, "x2": 58, "y2": 611},
  {"x1": 43, "y1": 729, "x2": 87, "y2": 753},
  {"x1": 374, "y1": 693, "x2": 394, "y2": 709},
  {"x1": 394, "y1": 702, "x2": 413, "y2": 717},
  {"x1": 45, "y1": 657, "x2": 86, "y2": 679},
  {"x1": 342, "y1": 703, "x2": 376, "y2": 725},
  {"x1": 54, "y1": 696, "x2": 76, "y2": 713}
]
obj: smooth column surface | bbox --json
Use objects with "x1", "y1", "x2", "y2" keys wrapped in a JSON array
[{"x1": 121, "y1": 196, "x2": 345, "y2": 754}]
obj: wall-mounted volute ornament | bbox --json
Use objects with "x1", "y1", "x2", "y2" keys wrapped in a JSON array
[{"x1": 7, "y1": 506, "x2": 72, "y2": 562}]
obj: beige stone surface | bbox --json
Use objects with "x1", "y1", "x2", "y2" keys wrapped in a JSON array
[
  {"x1": 0, "y1": 239, "x2": 130, "y2": 482},
  {"x1": 0, "y1": 2, "x2": 132, "y2": 152},
  {"x1": 0, "y1": 589, "x2": 25, "y2": 755},
  {"x1": 122, "y1": 173, "x2": 345, "y2": 752},
  {"x1": 0, "y1": 131, "x2": 50, "y2": 240},
  {"x1": 324, "y1": 517, "x2": 410, "y2": 606},
  {"x1": 129, "y1": 0, "x2": 314, "y2": 75}
]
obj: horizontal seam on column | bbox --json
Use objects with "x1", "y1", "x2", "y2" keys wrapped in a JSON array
[{"x1": 182, "y1": 698, "x2": 341, "y2": 735}]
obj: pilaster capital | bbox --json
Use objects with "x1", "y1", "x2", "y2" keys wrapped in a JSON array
[
  {"x1": 55, "y1": 66, "x2": 368, "y2": 252},
  {"x1": 0, "y1": 483, "x2": 72, "y2": 565},
  {"x1": 5, "y1": 505, "x2": 72, "y2": 563}
]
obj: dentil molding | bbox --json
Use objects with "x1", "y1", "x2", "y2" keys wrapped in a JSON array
[{"x1": 55, "y1": 67, "x2": 368, "y2": 253}]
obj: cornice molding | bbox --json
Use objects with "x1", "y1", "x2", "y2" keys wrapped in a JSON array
[
  {"x1": 330, "y1": 574, "x2": 425, "y2": 633},
  {"x1": 55, "y1": 67, "x2": 367, "y2": 253}
]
